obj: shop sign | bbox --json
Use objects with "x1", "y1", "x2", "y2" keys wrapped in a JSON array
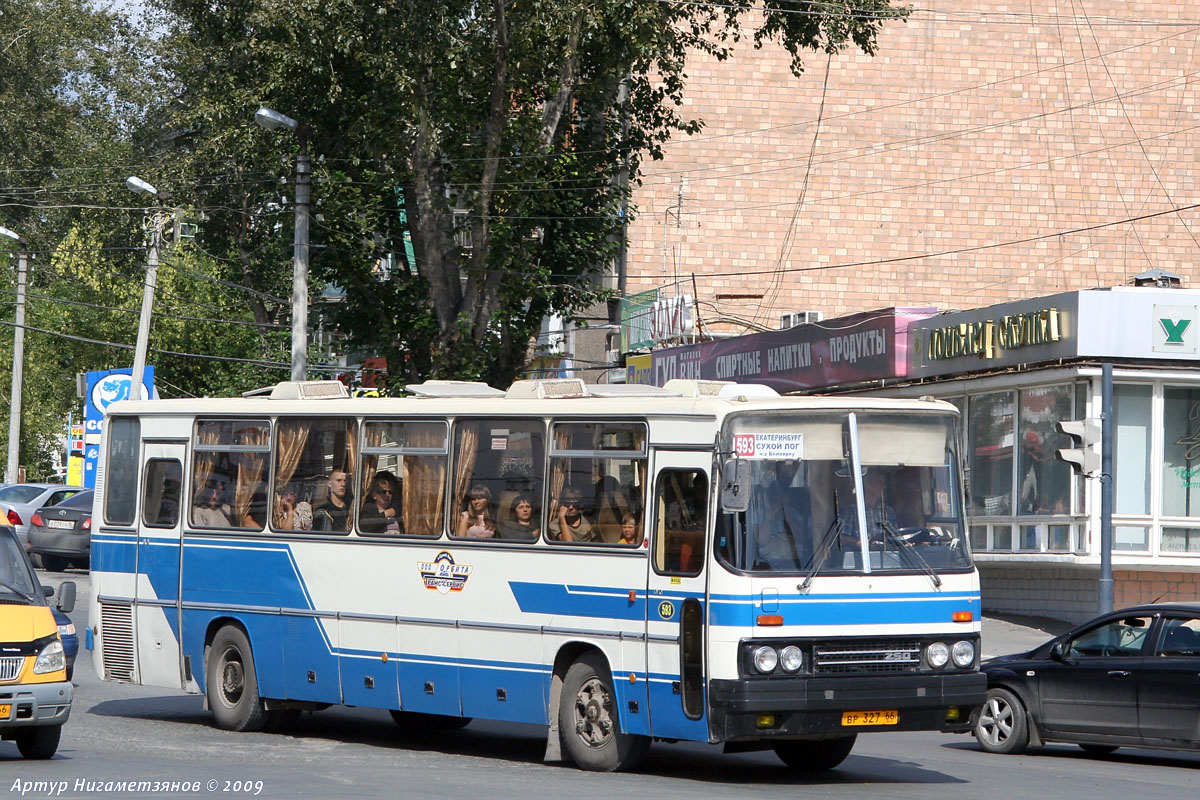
[
  {"x1": 922, "y1": 308, "x2": 1060, "y2": 362},
  {"x1": 1153, "y1": 305, "x2": 1197, "y2": 354}
]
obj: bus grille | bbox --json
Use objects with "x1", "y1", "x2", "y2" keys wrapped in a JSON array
[
  {"x1": 0, "y1": 656, "x2": 23, "y2": 681},
  {"x1": 813, "y1": 640, "x2": 921, "y2": 674},
  {"x1": 100, "y1": 603, "x2": 136, "y2": 682}
]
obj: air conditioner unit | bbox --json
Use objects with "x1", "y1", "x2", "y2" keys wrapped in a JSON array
[{"x1": 780, "y1": 311, "x2": 823, "y2": 329}]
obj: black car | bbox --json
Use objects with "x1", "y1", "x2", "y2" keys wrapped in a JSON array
[
  {"x1": 972, "y1": 603, "x2": 1200, "y2": 756},
  {"x1": 28, "y1": 489, "x2": 94, "y2": 572}
]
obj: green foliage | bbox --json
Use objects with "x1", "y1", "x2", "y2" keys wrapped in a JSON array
[{"x1": 149, "y1": 0, "x2": 906, "y2": 389}]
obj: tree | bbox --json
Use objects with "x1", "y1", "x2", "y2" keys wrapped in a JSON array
[{"x1": 149, "y1": 0, "x2": 908, "y2": 388}]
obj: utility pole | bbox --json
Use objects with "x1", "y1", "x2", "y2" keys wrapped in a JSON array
[
  {"x1": 0, "y1": 226, "x2": 27, "y2": 484},
  {"x1": 126, "y1": 176, "x2": 163, "y2": 401}
]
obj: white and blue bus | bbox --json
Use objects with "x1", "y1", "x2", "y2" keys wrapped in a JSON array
[{"x1": 89, "y1": 378, "x2": 984, "y2": 772}]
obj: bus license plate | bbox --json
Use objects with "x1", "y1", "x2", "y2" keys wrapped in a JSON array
[
  {"x1": 0, "y1": 704, "x2": 11, "y2": 720},
  {"x1": 842, "y1": 710, "x2": 898, "y2": 726}
]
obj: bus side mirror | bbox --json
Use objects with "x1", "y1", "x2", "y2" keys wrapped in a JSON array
[
  {"x1": 56, "y1": 581, "x2": 76, "y2": 615},
  {"x1": 721, "y1": 461, "x2": 749, "y2": 513}
]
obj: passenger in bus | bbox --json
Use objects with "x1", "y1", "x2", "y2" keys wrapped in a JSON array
[
  {"x1": 498, "y1": 494, "x2": 539, "y2": 540},
  {"x1": 457, "y1": 484, "x2": 496, "y2": 538},
  {"x1": 550, "y1": 485, "x2": 598, "y2": 542},
  {"x1": 191, "y1": 479, "x2": 233, "y2": 528},
  {"x1": 832, "y1": 466, "x2": 897, "y2": 552},
  {"x1": 619, "y1": 512, "x2": 640, "y2": 546},
  {"x1": 750, "y1": 459, "x2": 809, "y2": 570},
  {"x1": 360, "y1": 470, "x2": 402, "y2": 534},
  {"x1": 594, "y1": 475, "x2": 630, "y2": 543},
  {"x1": 312, "y1": 468, "x2": 352, "y2": 532},
  {"x1": 274, "y1": 482, "x2": 313, "y2": 530}
]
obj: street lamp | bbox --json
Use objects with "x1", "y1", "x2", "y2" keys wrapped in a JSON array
[
  {"x1": 126, "y1": 176, "x2": 163, "y2": 402},
  {"x1": 255, "y1": 106, "x2": 310, "y2": 382},
  {"x1": 0, "y1": 225, "x2": 27, "y2": 484}
]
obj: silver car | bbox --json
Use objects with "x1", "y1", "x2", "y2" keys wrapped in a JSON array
[{"x1": 0, "y1": 484, "x2": 87, "y2": 559}]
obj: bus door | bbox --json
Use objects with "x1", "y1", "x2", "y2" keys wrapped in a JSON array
[
  {"x1": 645, "y1": 450, "x2": 710, "y2": 741},
  {"x1": 135, "y1": 442, "x2": 187, "y2": 688}
]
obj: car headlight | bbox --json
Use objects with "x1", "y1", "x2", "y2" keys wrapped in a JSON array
[
  {"x1": 927, "y1": 641, "x2": 949, "y2": 668},
  {"x1": 752, "y1": 645, "x2": 779, "y2": 673},
  {"x1": 34, "y1": 639, "x2": 65, "y2": 674},
  {"x1": 951, "y1": 640, "x2": 975, "y2": 668},
  {"x1": 779, "y1": 645, "x2": 803, "y2": 672},
  {"x1": 57, "y1": 622, "x2": 76, "y2": 638}
]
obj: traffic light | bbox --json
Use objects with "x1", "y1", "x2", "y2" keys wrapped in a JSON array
[{"x1": 1055, "y1": 418, "x2": 1101, "y2": 475}]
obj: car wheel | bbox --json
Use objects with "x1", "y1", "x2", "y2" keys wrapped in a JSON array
[
  {"x1": 558, "y1": 652, "x2": 650, "y2": 772},
  {"x1": 388, "y1": 710, "x2": 472, "y2": 730},
  {"x1": 40, "y1": 555, "x2": 68, "y2": 573},
  {"x1": 772, "y1": 735, "x2": 857, "y2": 770},
  {"x1": 206, "y1": 626, "x2": 269, "y2": 732},
  {"x1": 974, "y1": 687, "x2": 1030, "y2": 754},
  {"x1": 1079, "y1": 744, "x2": 1119, "y2": 756},
  {"x1": 15, "y1": 725, "x2": 61, "y2": 759}
]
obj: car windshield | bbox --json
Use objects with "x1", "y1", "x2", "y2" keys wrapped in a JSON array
[
  {"x1": 0, "y1": 534, "x2": 38, "y2": 601},
  {"x1": 56, "y1": 491, "x2": 93, "y2": 511},
  {"x1": 716, "y1": 410, "x2": 972, "y2": 575},
  {"x1": 0, "y1": 485, "x2": 47, "y2": 504}
]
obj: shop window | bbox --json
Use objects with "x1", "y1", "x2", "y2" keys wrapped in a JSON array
[
  {"x1": 1161, "y1": 527, "x2": 1200, "y2": 554},
  {"x1": 1017, "y1": 385, "x2": 1073, "y2": 516},
  {"x1": 1114, "y1": 525, "x2": 1149, "y2": 551},
  {"x1": 992, "y1": 524, "x2": 1013, "y2": 550},
  {"x1": 969, "y1": 525, "x2": 987, "y2": 551},
  {"x1": 1018, "y1": 524, "x2": 1040, "y2": 552},
  {"x1": 968, "y1": 392, "x2": 1013, "y2": 517},
  {"x1": 1114, "y1": 384, "x2": 1152, "y2": 515},
  {"x1": 1163, "y1": 386, "x2": 1200, "y2": 518},
  {"x1": 1047, "y1": 524, "x2": 1071, "y2": 552}
]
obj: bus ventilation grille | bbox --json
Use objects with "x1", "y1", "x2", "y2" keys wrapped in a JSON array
[
  {"x1": 812, "y1": 641, "x2": 921, "y2": 674},
  {"x1": 100, "y1": 602, "x2": 136, "y2": 682}
]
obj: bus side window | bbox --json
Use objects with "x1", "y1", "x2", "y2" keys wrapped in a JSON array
[
  {"x1": 655, "y1": 469, "x2": 707, "y2": 574},
  {"x1": 273, "y1": 417, "x2": 356, "y2": 534},
  {"x1": 192, "y1": 419, "x2": 270, "y2": 530},
  {"x1": 359, "y1": 420, "x2": 448, "y2": 538},
  {"x1": 548, "y1": 422, "x2": 646, "y2": 545},
  {"x1": 451, "y1": 419, "x2": 544, "y2": 542}
]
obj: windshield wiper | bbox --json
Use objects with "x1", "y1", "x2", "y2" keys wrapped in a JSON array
[
  {"x1": 0, "y1": 580, "x2": 35, "y2": 602},
  {"x1": 799, "y1": 491, "x2": 847, "y2": 594},
  {"x1": 881, "y1": 520, "x2": 942, "y2": 589}
]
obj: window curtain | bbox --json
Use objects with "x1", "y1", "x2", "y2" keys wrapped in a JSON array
[
  {"x1": 234, "y1": 426, "x2": 268, "y2": 527},
  {"x1": 360, "y1": 423, "x2": 386, "y2": 513},
  {"x1": 272, "y1": 420, "x2": 309, "y2": 528},
  {"x1": 547, "y1": 426, "x2": 572, "y2": 521},
  {"x1": 454, "y1": 422, "x2": 479, "y2": 518},
  {"x1": 191, "y1": 426, "x2": 221, "y2": 511},
  {"x1": 405, "y1": 422, "x2": 447, "y2": 535}
]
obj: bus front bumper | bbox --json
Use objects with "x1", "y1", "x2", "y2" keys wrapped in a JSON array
[{"x1": 708, "y1": 672, "x2": 985, "y2": 740}]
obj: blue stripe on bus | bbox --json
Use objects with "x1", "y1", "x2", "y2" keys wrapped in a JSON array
[
  {"x1": 508, "y1": 581, "x2": 648, "y2": 621},
  {"x1": 708, "y1": 594, "x2": 981, "y2": 627}
]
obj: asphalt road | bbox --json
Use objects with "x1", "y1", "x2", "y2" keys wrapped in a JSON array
[{"x1": 5, "y1": 572, "x2": 1195, "y2": 800}]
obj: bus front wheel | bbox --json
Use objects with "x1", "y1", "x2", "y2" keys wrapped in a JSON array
[
  {"x1": 772, "y1": 735, "x2": 857, "y2": 770},
  {"x1": 207, "y1": 626, "x2": 269, "y2": 732},
  {"x1": 558, "y1": 652, "x2": 650, "y2": 772}
]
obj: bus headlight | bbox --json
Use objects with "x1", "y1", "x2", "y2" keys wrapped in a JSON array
[
  {"x1": 779, "y1": 645, "x2": 803, "y2": 672},
  {"x1": 34, "y1": 639, "x2": 65, "y2": 674},
  {"x1": 752, "y1": 646, "x2": 779, "y2": 673},
  {"x1": 951, "y1": 640, "x2": 975, "y2": 668},
  {"x1": 926, "y1": 641, "x2": 949, "y2": 668}
]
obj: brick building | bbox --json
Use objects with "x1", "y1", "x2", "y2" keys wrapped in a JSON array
[{"x1": 624, "y1": 2, "x2": 1200, "y2": 334}]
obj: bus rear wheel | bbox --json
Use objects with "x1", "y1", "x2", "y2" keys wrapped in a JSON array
[
  {"x1": 207, "y1": 626, "x2": 269, "y2": 732},
  {"x1": 772, "y1": 735, "x2": 857, "y2": 770},
  {"x1": 558, "y1": 652, "x2": 649, "y2": 772}
]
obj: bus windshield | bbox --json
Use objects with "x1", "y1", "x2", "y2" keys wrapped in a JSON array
[{"x1": 716, "y1": 410, "x2": 971, "y2": 575}]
